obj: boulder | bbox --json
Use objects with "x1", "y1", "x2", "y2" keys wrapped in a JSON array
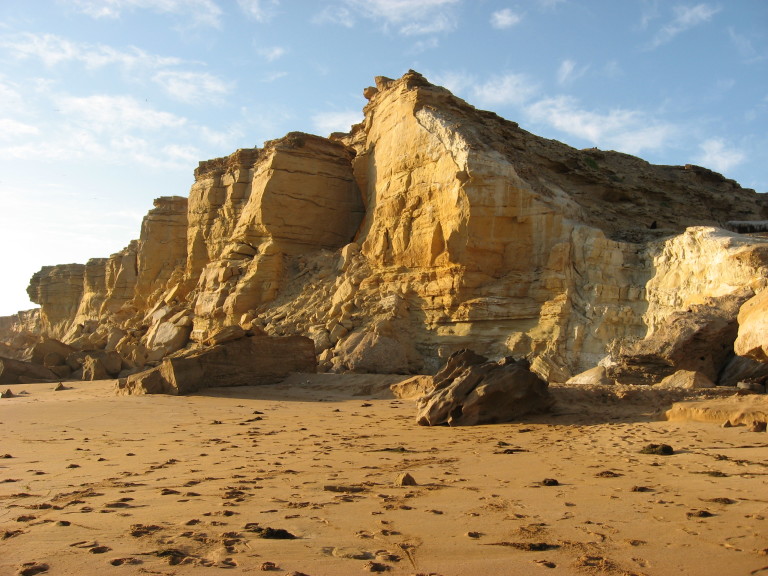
[
  {"x1": 23, "y1": 337, "x2": 76, "y2": 366},
  {"x1": 82, "y1": 355, "x2": 108, "y2": 381},
  {"x1": 734, "y1": 290, "x2": 768, "y2": 362},
  {"x1": 204, "y1": 325, "x2": 246, "y2": 346},
  {"x1": 334, "y1": 327, "x2": 419, "y2": 374},
  {"x1": 608, "y1": 297, "x2": 746, "y2": 385},
  {"x1": 657, "y1": 370, "x2": 715, "y2": 389},
  {"x1": 416, "y1": 350, "x2": 552, "y2": 426},
  {"x1": 565, "y1": 365, "x2": 613, "y2": 386},
  {"x1": 390, "y1": 375, "x2": 434, "y2": 400},
  {"x1": 117, "y1": 332, "x2": 317, "y2": 395},
  {"x1": 145, "y1": 321, "x2": 192, "y2": 361},
  {"x1": 0, "y1": 356, "x2": 58, "y2": 384},
  {"x1": 66, "y1": 350, "x2": 123, "y2": 376}
]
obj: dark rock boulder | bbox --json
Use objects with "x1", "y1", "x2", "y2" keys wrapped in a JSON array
[
  {"x1": 417, "y1": 350, "x2": 552, "y2": 426},
  {"x1": 0, "y1": 356, "x2": 58, "y2": 384},
  {"x1": 117, "y1": 332, "x2": 317, "y2": 395}
]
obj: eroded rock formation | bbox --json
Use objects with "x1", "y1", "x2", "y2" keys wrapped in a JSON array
[{"x1": 2, "y1": 70, "x2": 767, "y2": 388}]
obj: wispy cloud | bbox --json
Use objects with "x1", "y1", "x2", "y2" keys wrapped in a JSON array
[
  {"x1": 338, "y1": 0, "x2": 460, "y2": 35},
  {"x1": 526, "y1": 95, "x2": 675, "y2": 154},
  {"x1": 473, "y1": 73, "x2": 538, "y2": 107},
  {"x1": 647, "y1": 3, "x2": 720, "y2": 49},
  {"x1": 67, "y1": 0, "x2": 223, "y2": 27},
  {"x1": 0, "y1": 76, "x2": 25, "y2": 112},
  {"x1": 409, "y1": 37, "x2": 440, "y2": 53},
  {"x1": 258, "y1": 46, "x2": 286, "y2": 61},
  {"x1": 557, "y1": 58, "x2": 588, "y2": 85},
  {"x1": 312, "y1": 5, "x2": 355, "y2": 28},
  {"x1": 490, "y1": 8, "x2": 522, "y2": 29},
  {"x1": 0, "y1": 118, "x2": 40, "y2": 139},
  {"x1": 237, "y1": 0, "x2": 280, "y2": 22},
  {"x1": 728, "y1": 27, "x2": 767, "y2": 63},
  {"x1": 0, "y1": 32, "x2": 181, "y2": 69},
  {"x1": 537, "y1": 0, "x2": 567, "y2": 9},
  {"x1": 57, "y1": 94, "x2": 188, "y2": 132},
  {"x1": 153, "y1": 70, "x2": 233, "y2": 103},
  {"x1": 311, "y1": 110, "x2": 363, "y2": 135},
  {"x1": 696, "y1": 138, "x2": 745, "y2": 173}
]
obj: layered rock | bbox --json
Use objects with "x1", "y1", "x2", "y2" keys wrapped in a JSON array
[
  {"x1": 416, "y1": 350, "x2": 552, "y2": 426},
  {"x1": 3, "y1": 71, "x2": 767, "y2": 386},
  {"x1": 116, "y1": 332, "x2": 316, "y2": 395}
]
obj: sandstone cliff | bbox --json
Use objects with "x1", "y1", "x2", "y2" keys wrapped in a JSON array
[{"x1": 3, "y1": 71, "x2": 767, "y2": 384}]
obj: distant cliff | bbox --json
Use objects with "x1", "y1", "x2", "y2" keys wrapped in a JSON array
[{"x1": 4, "y1": 71, "x2": 768, "y2": 383}]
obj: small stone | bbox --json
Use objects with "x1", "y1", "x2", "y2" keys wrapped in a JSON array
[
  {"x1": 639, "y1": 443, "x2": 673, "y2": 455},
  {"x1": 395, "y1": 473, "x2": 417, "y2": 487},
  {"x1": 260, "y1": 561, "x2": 277, "y2": 571},
  {"x1": 541, "y1": 478, "x2": 559, "y2": 486},
  {"x1": 748, "y1": 421, "x2": 767, "y2": 432},
  {"x1": 721, "y1": 420, "x2": 733, "y2": 428},
  {"x1": 1, "y1": 389, "x2": 15, "y2": 398}
]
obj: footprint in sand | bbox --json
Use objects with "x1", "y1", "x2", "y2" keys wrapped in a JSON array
[{"x1": 17, "y1": 562, "x2": 49, "y2": 576}]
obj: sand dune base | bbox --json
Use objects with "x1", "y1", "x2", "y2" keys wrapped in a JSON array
[{"x1": 1, "y1": 375, "x2": 767, "y2": 575}]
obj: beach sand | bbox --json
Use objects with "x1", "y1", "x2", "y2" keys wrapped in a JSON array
[{"x1": 1, "y1": 374, "x2": 766, "y2": 575}]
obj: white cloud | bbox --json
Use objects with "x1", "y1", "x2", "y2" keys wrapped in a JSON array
[
  {"x1": 696, "y1": 138, "x2": 746, "y2": 173},
  {"x1": 0, "y1": 77, "x2": 25, "y2": 113},
  {"x1": 647, "y1": 3, "x2": 720, "y2": 49},
  {"x1": 1, "y1": 32, "x2": 182, "y2": 69},
  {"x1": 526, "y1": 95, "x2": 675, "y2": 154},
  {"x1": 409, "y1": 37, "x2": 440, "y2": 53},
  {"x1": 472, "y1": 73, "x2": 538, "y2": 107},
  {"x1": 237, "y1": 0, "x2": 280, "y2": 22},
  {"x1": 312, "y1": 5, "x2": 355, "y2": 28},
  {"x1": 153, "y1": 70, "x2": 233, "y2": 103},
  {"x1": 66, "y1": 0, "x2": 222, "y2": 27},
  {"x1": 258, "y1": 46, "x2": 286, "y2": 62},
  {"x1": 490, "y1": 8, "x2": 522, "y2": 29},
  {"x1": 728, "y1": 27, "x2": 767, "y2": 63},
  {"x1": 311, "y1": 110, "x2": 363, "y2": 135},
  {"x1": 537, "y1": 0, "x2": 566, "y2": 9},
  {"x1": 428, "y1": 70, "x2": 474, "y2": 95},
  {"x1": 557, "y1": 59, "x2": 588, "y2": 84},
  {"x1": 0, "y1": 118, "x2": 39, "y2": 139},
  {"x1": 341, "y1": 0, "x2": 460, "y2": 35},
  {"x1": 57, "y1": 94, "x2": 187, "y2": 132}
]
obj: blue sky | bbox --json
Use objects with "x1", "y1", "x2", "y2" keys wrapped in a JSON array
[{"x1": 0, "y1": 0, "x2": 766, "y2": 316}]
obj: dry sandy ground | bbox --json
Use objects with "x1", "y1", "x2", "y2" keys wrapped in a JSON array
[{"x1": 1, "y1": 374, "x2": 767, "y2": 576}]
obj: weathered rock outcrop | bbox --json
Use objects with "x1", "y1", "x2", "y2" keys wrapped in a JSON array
[
  {"x1": 416, "y1": 350, "x2": 552, "y2": 426},
  {"x1": 0, "y1": 356, "x2": 58, "y2": 384},
  {"x1": 2, "y1": 71, "x2": 767, "y2": 387},
  {"x1": 735, "y1": 290, "x2": 768, "y2": 362},
  {"x1": 116, "y1": 332, "x2": 316, "y2": 395}
]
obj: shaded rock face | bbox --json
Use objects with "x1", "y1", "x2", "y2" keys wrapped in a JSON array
[
  {"x1": 116, "y1": 332, "x2": 316, "y2": 395},
  {"x1": 608, "y1": 295, "x2": 748, "y2": 385},
  {"x1": 416, "y1": 350, "x2": 552, "y2": 426},
  {"x1": 0, "y1": 356, "x2": 58, "y2": 384},
  {"x1": 2, "y1": 70, "x2": 768, "y2": 384}
]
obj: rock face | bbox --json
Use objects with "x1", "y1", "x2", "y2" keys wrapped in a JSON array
[
  {"x1": 416, "y1": 350, "x2": 552, "y2": 426},
  {"x1": 116, "y1": 333, "x2": 316, "y2": 395},
  {"x1": 0, "y1": 356, "x2": 58, "y2": 384},
  {"x1": 735, "y1": 290, "x2": 768, "y2": 362},
  {"x1": 2, "y1": 70, "x2": 767, "y2": 387}
]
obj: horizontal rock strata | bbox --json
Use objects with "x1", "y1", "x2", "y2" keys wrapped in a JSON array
[{"x1": 1, "y1": 70, "x2": 766, "y2": 391}]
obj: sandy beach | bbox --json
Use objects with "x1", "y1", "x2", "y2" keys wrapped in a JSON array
[{"x1": 1, "y1": 375, "x2": 767, "y2": 576}]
